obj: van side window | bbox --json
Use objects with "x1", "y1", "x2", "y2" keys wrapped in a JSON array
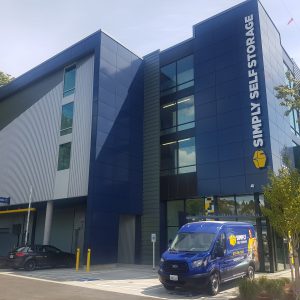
[
  {"x1": 220, "y1": 233, "x2": 226, "y2": 251},
  {"x1": 215, "y1": 233, "x2": 226, "y2": 250}
]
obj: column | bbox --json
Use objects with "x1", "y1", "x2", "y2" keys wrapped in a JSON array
[{"x1": 43, "y1": 201, "x2": 53, "y2": 245}]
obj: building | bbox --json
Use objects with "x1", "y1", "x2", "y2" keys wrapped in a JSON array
[{"x1": 0, "y1": 0, "x2": 299, "y2": 272}]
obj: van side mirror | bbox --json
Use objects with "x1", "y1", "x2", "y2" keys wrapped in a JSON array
[{"x1": 214, "y1": 245, "x2": 224, "y2": 258}]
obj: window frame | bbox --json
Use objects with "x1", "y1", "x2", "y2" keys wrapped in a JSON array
[
  {"x1": 63, "y1": 64, "x2": 76, "y2": 97},
  {"x1": 160, "y1": 95, "x2": 195, "y2": 135},
  {"x1": 57, "y1": 142, "x2": 72, "y2": 171},
  {"x1": 160, "y1": 137, "x2": 196, "y2": 176},
  {"x1": 160, "y1": 55, "x2": 194, "y2": 96},
  {"x1": 60, "y1": 102, "x2": 74, "y2": 136}
]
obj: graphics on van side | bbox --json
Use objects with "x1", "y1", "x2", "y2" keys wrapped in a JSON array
[{"x1": 228, "y1": 229, "x2": 258, "y2": 262}]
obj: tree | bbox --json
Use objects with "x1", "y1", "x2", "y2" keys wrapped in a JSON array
[
  {"x1": 262, "y1": 159, "x2": 300, "y2": 287},
  {"x1": 275, "y1": 71, "x2": 300, "y2": 116},
  {"x1": 0, "y1": 71, "x2": 14, "y2": 87}
]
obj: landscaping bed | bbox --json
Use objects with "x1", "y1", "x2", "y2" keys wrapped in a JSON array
[{"x1": 235, "y1": 277, "x2": 295, "y2": 300}]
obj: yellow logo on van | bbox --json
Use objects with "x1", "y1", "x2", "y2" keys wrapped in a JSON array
[
  {"x1": 253, "y1": 150, "x2": 267, "y2": 169},
  {"x1": 229, "y1": 235, "x2": 237, "y2": 247}
]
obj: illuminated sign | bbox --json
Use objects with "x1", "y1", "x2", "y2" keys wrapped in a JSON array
[{"x1": 244, "y1": 14, "x2": 267, "y2": 169}]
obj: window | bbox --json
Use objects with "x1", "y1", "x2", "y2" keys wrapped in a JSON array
[
  {"x1": 186, "y1": 199, "x2": 204, "y2": 217},
  {"x1": 290, "y1": 109, "x2": 300, "y2": 136},
  {"x1": 236, "y1": 195, "x2": 255, "y2": 216},
  {"x1": 60, "y1": 103, "x2": 74, "y2": 136},
  {"x1": 160, "y1": 55, "x2": 194, "y2": 96},
  {"x1": 161, "y1": 137, "x2": 196, "y2": 175},
  {"x1": 283, "y1": 63, "x2": 299, "y2": 136},
  {"x1": 57, "y1": 143, "x2": 71, "y2": 171},
  {"x1": 161, "y1": 95, "x2": 195, "y2": 135},
  {"x1": 218, "y1": 196, "x2": 235, "y2": 216},
  {"x1": 63, "y1": 65, "x2": 76, "y2": 97},
  {"x1": 167, "y1": 200, "x2": 184, "y2": 243}
]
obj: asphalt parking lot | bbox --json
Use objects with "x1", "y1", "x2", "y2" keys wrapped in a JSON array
[{"x1": 0, "y1": 265, "x2": 291, "y2": 300}]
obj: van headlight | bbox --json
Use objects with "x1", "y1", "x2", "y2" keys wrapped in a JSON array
[
  {"x1": 160, "y1": 257, "x2": 165, "y2": 263},
  {"x1": 192, "y1": 259, "x2": 207, "y2": 268}
]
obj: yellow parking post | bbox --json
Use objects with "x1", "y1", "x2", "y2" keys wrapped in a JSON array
[
  {"x1": 76, "y1": 248, "x2": 80, "y2": 271},
  {"x1": 86, "y1": 248, "x2": 91, "y2": 272}
]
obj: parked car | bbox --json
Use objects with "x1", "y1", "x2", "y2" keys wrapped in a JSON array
[
  {"x1": 158, "y1": 221, "x2": 258, "y2": 295},
  {"x1": 7, "y1": 245, "x2": 75, "y2": 271}
]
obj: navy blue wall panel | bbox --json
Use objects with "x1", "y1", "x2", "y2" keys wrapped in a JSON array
[
  {"x1": 194, "y1": 0, "x2": 272, "y2": 196},
  {"x1": 85, "y1": 33, "x2": 143, "y2": 264}
]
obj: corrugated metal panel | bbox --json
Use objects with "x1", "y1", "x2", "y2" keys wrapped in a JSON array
[
  {"x1": 141, "y1": 51, "x2": 161, "y2": 264},
  {"x1": 0, "y1": 82, "x2": 62, "y2": 204},
  {"x1": 68, "y1": 56, "x2": 94, "y2": 197}
]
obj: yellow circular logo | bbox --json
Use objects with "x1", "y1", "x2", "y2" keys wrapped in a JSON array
[
  {"x1": 253, "y1": 150, "x2": 267, "y2": 169},
  {"x1": 229, "y1": 235, "x2": 237, "y2": 247}
]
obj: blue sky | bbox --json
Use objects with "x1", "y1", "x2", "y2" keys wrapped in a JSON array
[{"x1": 0, "y1": 0, "x2": 299, "y2": 77}]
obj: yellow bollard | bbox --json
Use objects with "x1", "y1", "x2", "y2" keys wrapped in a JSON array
[
  {"x1": 76, "y1": 248, "x2": 80, "y2": 271},
  {"x1": 86, "y1": 248, "x2": 91, "y2": 272}
]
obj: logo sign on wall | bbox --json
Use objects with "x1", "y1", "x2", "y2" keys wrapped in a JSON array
[
  {"x1": 0, "y1": 197, "x2": 10, "y2": 204},
  {"x1": 244, "y1": 14, "x2": 267, "y2": 169}
]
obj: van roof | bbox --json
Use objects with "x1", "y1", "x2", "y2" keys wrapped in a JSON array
[{"x1": 179, "y1": 221, "x2": 253, "y2": 233}]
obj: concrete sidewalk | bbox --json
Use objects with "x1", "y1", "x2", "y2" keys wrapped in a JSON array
[{"x1": 0, "y1": 265, "x2": 293, "y2": 300}]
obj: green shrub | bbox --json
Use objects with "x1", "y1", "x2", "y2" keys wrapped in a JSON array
[
  {"x1": 238, "y1": 277, "x2": 291, "y2": 300},
  {"x1": 239, "y1": 279, "x2": 259, "y2": 300}
]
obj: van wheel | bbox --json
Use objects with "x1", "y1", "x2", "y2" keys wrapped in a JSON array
[
  {"x1": 24, "y1": 260, "x2": 36, "y2": 271},
  {"x1": 247, "y1": 265, "x2": 255, "y2": 281},
  {"x1": 163, "y1": 284, "x2": 175, "y2": 291},
  {"x1": 207, "y1": 273, "x2": 220, "y2": 296}
]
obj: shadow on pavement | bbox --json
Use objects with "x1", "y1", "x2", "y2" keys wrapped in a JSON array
[{"x1": 141, "y1": 279, "x2": 240, "y2": 299}]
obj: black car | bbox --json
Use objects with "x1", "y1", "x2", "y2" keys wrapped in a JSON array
[{"x1": 7, "y1": 245, "x2": 75, "y2": 271}]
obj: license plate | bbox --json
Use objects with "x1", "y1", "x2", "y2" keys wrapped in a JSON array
[
  {"x1": 170, "y1": 275, "x2": 178, "y2": 281},
  {"x1": 9, "y1": 255, "x2": 13, "y2": 259}
]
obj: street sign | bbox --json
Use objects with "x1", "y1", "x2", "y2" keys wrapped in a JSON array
[
  {"x1": 151, "y1": 233, "x2": 156, "y2": 270},
  {"x1": 151, "y1": 233, "x2": 156, "y2": 243},
  {"x1": 0, "y1": 197, "x2": 10, "y2": 204}
]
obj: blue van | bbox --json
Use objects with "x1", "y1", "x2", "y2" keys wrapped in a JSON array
[{"x1": 158, "y1": 221, "x2": 258, "y2": 295}]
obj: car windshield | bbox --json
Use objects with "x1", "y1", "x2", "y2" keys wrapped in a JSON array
[{"x1": 170, "y1": 232, "x2": 216, "y2": 252}]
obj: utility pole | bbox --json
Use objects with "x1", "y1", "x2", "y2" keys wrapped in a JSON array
[{"x1": 24, "y1": 186, "x2": 33, "y2": 245}]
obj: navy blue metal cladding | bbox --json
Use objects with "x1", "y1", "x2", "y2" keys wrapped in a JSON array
[
  {"x1": 193, "y1": 0, "x2": 271, "y2": 196},
  {"x1": 85, "y1": 32, "x2": 143, "y2": 263}
]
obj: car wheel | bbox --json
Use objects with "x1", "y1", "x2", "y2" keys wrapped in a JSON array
[
  {"x1": 24, "y1": 260, "x2": 36, "y2": 271},
  {"x1": 207, "y1": 272, "x2": 220, "y2": 296},
  {"x1": 163, "y1": 284, "x2": 175, "y2": 291},
  {"x1": 246, "y1": 265, "x2": 255, "y2": 281}
]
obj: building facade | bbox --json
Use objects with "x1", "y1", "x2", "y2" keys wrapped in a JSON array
[{"x1": 0, "y1": 0, "x2": 299, "y2": 272}]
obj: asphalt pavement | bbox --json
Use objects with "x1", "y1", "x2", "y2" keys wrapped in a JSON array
[
  {"x1": 0, "y1": 265, "x2": 291, "y2": 300},
  {"x1": 0, "y1": 274, "x2": 156, "y2": 300}
]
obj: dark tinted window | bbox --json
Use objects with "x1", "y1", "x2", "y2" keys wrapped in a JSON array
[
  {"x1": 58, "y1": 143, "x2": 72, "y2": 171},
  {"x1": 60, "y1": 102, "x2": 74, "y2": 136},
  {"x1": 160, "y1": 63, "x2": 176, "y2": 92},
  {"x1": 177, "y1": 55, "x2": 194, "y2": 87},
  {"x1": 160, "y1": 55, "x2": 194, "y2": 96},
  {"x1": 218, "y1": 196, "x2": 235, "y2": 216},
  {"x1": 63, "y1": 65, "x2": 76, "y2": 97},
  {"x1": 161, "y1": 137, "x2": 196, "y2": 175},
  {"x1": 161, "y1": 96, "x2": 195, "y2": 135}
]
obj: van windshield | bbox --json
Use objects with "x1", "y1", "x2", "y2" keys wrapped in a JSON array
[{"x1": 170, "y1": 232, "x2": 216, "y2": 252}]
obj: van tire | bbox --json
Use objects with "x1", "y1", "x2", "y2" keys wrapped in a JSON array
[
  {"x1": 207, "y1": 272, "x2": 220, "y2": 296},
  {"x1": 163, "y1": 284, "x2": 175, "y2": 291},
  {"x1": 246, "y1": 265, "x2": 255, "y2": 281}
]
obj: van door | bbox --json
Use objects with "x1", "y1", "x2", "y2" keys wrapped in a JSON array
[{"x1": 213, "y1": 232, "x2": 232, "y2": 282}]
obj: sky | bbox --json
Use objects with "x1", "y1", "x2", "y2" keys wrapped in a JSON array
[{"x1": 0, "y1": 0, "x2": 299, "y2": 78}]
